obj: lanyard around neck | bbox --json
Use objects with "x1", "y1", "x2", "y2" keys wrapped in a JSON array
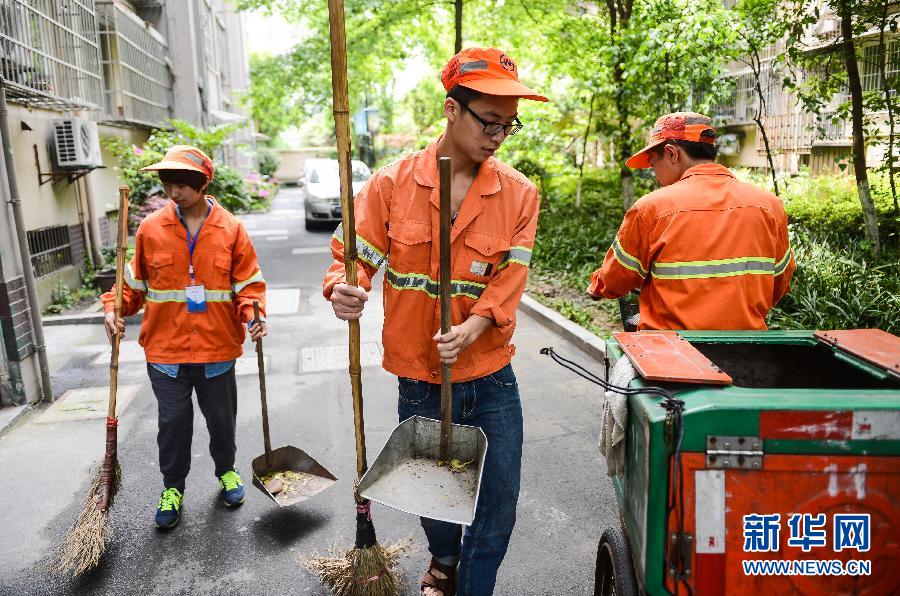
[{"x1": 178, "y1": 199, "x2": 211, "y2": 281}]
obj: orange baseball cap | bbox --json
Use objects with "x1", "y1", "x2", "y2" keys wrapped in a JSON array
[
  {"x1": 441, "y1": 47, "x2": 548, "y2": 102},
  {"x1": 626, "y1": 112, "x2": 717, "y2": 169},
  {"x1": 140, "y1": 145, "x2": 215, "y2": 180}
]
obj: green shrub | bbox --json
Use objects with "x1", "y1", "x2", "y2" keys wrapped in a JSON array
[
  {"x1": 734, "y1": 169, "x2": 900, "y2": 243},
  {"x1": 768, "y1": 229, "x2": 900, "y2": 334},
  {"x1": 257, "y1": 146, "x2": 280, "y2": 178}
]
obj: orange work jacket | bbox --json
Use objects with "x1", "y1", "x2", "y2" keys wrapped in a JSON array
[
  {"x1": 323, "y1": 140, "x2": 540, "y2": 382},
  {"x1": 102, "y1": 198, "x2": 266, "y2": 363},
  {"x1": 588, "y1": 163, "x2": 795, "y2": 330}
]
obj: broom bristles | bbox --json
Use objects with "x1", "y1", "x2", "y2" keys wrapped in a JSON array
[
  {"x1": 56, "y1": 460, "x2": 121, "y2": 575},
  {"x1": 303, "y1": 538, "x2": 413, "y2": 596}
]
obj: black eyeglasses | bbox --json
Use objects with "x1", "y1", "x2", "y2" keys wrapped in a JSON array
[{"x1": 456, "y1": 99, "x2": 523, "y2": 136}]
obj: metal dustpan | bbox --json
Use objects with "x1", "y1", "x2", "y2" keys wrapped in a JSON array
[
  {"x1": 251, "y1": 446, "x2": 337, "y2": 507},
  {"x1": 359, "y1": 416, "x2": 487, "y2": 524},
  {"x1": 249, "y1": 302, "x2": 336, "y2": 507},
  {"x1": 358, "y1": 157, "x2": 487, "y2": 525}
]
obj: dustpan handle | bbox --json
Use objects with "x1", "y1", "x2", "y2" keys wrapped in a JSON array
[
  {"x1": 254, "y1": 301, "x2": 272, "y2": 456},
  {"x1": 439, "y1": 157, "x2": 452, "y2": 461}
]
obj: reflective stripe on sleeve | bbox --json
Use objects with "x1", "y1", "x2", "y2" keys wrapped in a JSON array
[
  {"x1": 332, "y1": 223, "x2": 387, "y2": 269},
  {"x1": 498, "y1": 246, "x2": 533, "y2": 271},
  {"x1": 612, "y1": 236, "x2": 648, "y2": 278},
  {"x1": 774, "y1": 249, "x2": 793, "y2": 276},
  {"x1": 651, "y1": 256, "x2": 776, "y2": 280},
  {"x1": 125, "y1": 263, "x2": 148, "y2": 292},
  {"x1": 233, "y1": 270, "x2": 264, "y2": 293}
]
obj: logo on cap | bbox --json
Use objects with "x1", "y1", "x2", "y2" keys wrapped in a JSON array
[{"x1": 499, "y1": 54, "x2": 516, "y2": 72}]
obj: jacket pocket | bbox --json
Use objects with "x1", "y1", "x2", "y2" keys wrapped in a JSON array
[
  {"x1": 386, "y1": 221, "x2": 431, "y2": 271},
  {"x1": 463, "y1": 231, "x2": 510, "y2": 280},
  {"x1": 148, "y1": 251, "x2": 176, "y2": 289},
  {"x1": 213, "y1": 253, "x2": 232, "y2": 288}
]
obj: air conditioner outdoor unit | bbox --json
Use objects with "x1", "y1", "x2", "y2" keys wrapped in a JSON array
[{"x1": 52, "y1": 118, "x2": 102, "y2": 169}]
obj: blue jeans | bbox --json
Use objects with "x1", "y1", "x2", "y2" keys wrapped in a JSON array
[{"x1": 397, "y1": 364, "x2": 523, "y2": 596}]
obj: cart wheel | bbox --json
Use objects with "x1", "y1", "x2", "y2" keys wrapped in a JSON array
[{"x1": 594, "y1": 527, "x2": 638, "y2": 596}]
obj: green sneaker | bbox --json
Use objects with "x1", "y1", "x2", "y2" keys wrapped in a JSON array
[
  {"x1": 219, "y1": 469, "x2": 245, "y2": 507},
  {"x1": 155, "y1": 487, "x2": 183, "y2": 529}
]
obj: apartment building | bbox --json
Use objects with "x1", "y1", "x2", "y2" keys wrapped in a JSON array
[
  {"x1": 714, "y1": 2, "x2": 898, "y2": 176},
  {"x1": 0, "y1": 0, "x2": 254, "y2": 406}
]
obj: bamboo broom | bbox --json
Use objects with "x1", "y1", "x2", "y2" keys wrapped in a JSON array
[
  {"x1": 57, "y1": 186, "x2": 129, "y2": 575},
  {"x1": 302, "y1": 2, "x2": 401, "y2": 594}
]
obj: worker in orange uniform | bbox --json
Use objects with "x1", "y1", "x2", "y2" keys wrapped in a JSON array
[
  {"x1": 588, "y1": 112, "x2": 795, "y2": 330},
  {"x1": 102, "y1": 145, "x2": 267, "y2": 529},
  {"x1": 324, "y1": 48, "x2": 545, "y2": 596}
]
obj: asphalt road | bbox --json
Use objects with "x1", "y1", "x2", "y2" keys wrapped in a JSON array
[{"x1": 0, "y1": 186, "x2": 618, "y2": 595}]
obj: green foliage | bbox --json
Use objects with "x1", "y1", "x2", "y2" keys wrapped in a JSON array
[
  {"x1": 735, "y1": 169, "x2": 900, "y2": 241},
  {"x1": 45, "y1": 277, "x2": 99, "y2": 315},
  {"x1": 257, "y1": 145, "x2": 280, "y2": 177},
  {"x1": 769, "y1": 230, "x2": 900, "y2": 333}
]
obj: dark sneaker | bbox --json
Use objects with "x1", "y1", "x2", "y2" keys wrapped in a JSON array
[
  {"x1": 155, "y1": 487, "x2": 183, "y2": 529},
  {"x1": 219, "y1": 469, "x2": 245, "y2": 507}
]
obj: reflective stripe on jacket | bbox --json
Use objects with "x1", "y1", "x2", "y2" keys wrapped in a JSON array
[
  {"x1": 323, "y1": 140, "x2": 540, "y2": 383},
  {"x1": 102, "y1": 198, "x2": 266, "y2": 363},
  {"x1": 588, "y1": 163, "x2": 795, "y2": 330}
]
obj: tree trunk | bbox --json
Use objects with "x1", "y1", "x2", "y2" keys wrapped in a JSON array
[
  {"x1": 879, "y1": 0, "x2": 898, "y2": 215},
  {"x1": 454, "y1": 0, "x2": 462, "y2": 53},
  {"x1": 839, "y1": 0, "x2": 880, "y2": 255},
  {"x1": 749, "y1": 47, "x2": 780, "y2": 195},
  {"x1": 576, "y1": 93, "x2": 597, "y2": 209}
]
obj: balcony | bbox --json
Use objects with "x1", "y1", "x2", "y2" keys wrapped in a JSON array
[
  {"x1": 0, "y1": 0, "x2": 104, "y2": 110},
  {"x1": 97, "y1": 0, "x2": 171, "y2": 127}
]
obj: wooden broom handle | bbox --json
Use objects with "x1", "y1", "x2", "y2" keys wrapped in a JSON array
[
  {"x1": 253, "y1": 301, "x2": 272, "y2": 456},
  {"x1": 108, "y1": 186, "x2": 129, "y2": 420},
  {"x1": 328, "y1": 0, "x2": 367, "y2": 481}
]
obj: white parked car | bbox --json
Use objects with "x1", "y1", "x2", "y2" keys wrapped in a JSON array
[{"x1": 302, "y1": 158, "x2": 371, "y2": 230}]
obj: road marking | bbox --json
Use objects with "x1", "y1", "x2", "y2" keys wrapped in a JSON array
[
  {"x1": 37, "y1": 385, "x2": 141, "y2": 423},
  {"x1": 247, "y1": 229, "x2": 289, "y2": 236},
  {"x1": 91, "y1": 340, "x2": 144, "y2": 366},
  {"x1": 270, "y1": 209, "x2": 303, "y2": 215},
  {"x1": 267, "y1": 288, "x2": 301, "y2": 314},
  {"x1": 235, "y1": 355, "x2": 268, "y2": 376},
  {"x1": 291, "y1": 246, "x2": 331, "y2": 255},
  {"x1": 267, "y1": 236, "x2": 289, "y2": 241},
  {"x1": 300, "y1": 342, "x2": 382, "y2": 372}
]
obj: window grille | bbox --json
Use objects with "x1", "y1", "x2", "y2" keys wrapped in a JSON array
[
  {"x1": 27, "y1": 225, "x2": 73, "y2": 278},
  {"x1": 861, "y1": 41, "x2": 900, "y2": 95},
  {"x1": 0, "y1": 0, "x2": 104, "y2": 110},
  {"x1": 97, "y1": 1, "x2": 171, "y2": 126}
]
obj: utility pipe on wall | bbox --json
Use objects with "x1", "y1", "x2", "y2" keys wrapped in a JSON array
[{"x1": 0, "y1": 79, "x2": 53, "y2": 402}]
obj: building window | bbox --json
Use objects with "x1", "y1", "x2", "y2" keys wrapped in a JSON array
[
  {"x1": 27, "y1": 225, "x2": 73, "y2": 277},
  {"x1": 862, "y1": 41, "x2": 900, "y2": 94}
]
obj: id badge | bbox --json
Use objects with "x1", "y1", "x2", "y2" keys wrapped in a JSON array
[{"x1": 185, "y1": 284, "x2": 207, "y2": 313}]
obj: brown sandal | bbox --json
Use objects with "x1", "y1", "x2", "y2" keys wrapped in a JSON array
[{"x1": 421, "y1": 557, "x2": 457, "y2": 596}]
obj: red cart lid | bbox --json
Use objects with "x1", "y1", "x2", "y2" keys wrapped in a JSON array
[
  {"x1": 613, "y1": 331, "x2": 733, "y2": 385},
  {"x1": 814, "y1": 328, "x2": 900, "y2": 379}
]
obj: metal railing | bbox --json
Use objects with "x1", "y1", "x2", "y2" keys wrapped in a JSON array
[
  {"x1": 27, "y1": 225, "x2": 73, "y2": 278},
  {"x1": 97, "y1": 0, "x2": 171, "y2": 127},
  {"x1": 0, "y1": 0, "x2": 104, "y2": 110}
]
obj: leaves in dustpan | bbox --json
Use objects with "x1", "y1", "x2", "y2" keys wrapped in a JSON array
[
  {"x1": 261, "y1": 470, "x2": 325, "y2": 501},
  {"x1": 437, "y1": 458, "x2": 475, "y2": 473}
]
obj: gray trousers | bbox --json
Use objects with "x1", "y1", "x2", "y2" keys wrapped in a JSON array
[{"x1": 147, "y1": 364, "x2": 238, "y2": 492}]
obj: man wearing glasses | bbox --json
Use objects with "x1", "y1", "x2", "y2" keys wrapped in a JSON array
[{"x1": 323, "y1": 48, "x2": 547, "y2": 596}]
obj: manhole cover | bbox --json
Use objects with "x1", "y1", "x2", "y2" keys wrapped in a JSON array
[{"x1": 235, "y1": 355, "x2": 268, "y2": 376}]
